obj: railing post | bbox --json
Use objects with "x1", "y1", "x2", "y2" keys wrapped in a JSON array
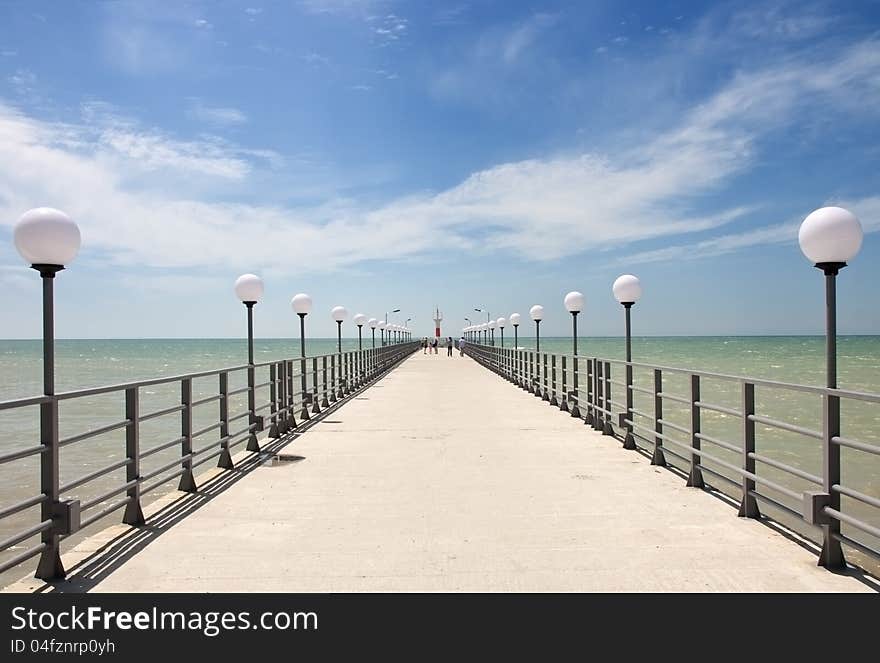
[
  {"x1": 584, "y1": 358, "x2": 593, "y2": 425},
  {"x1": 329, "y1": 354, "x2": 337, "y2": 403},
  {"x1": 623, "y1": 361, "x2": 636, "y2": 449},
  {"x1": 550, "y1": 355, "x2": 558, "y2": 406},
  {"x1": 738, "y1": 382, "x2": 760, "y2": 518},
  {"x1": 287, "y1": 360, "x2": 296, "y2": 430},
  {"x1": 278, "y1": 361, "x2": 288, "y2": 432},
  {"x1": 560, "y1": 356, "x2": 568, "y2": 411},
  {"x1": 339, "y1": 353, "x2": 347, "y2": 398},
  {"x1": 651, "y1": 369, "x2": 666, "y2": 465},
  {"x1": 218, "y1": 372, "x2": 234, "y2": 469},
  {"x1": 603, "y1": 361, "x2": 614, "y2": 435},
  {"x1": 321, "y1": 356, "x2": 330, "y2": 407},
  {"x1": 819, "y1": 391, "x2": 845, "y2": 567},
  {"x1": 541, "y1": 353, "x2": 549, "y2": 401},
  {"x1": 571, "y1": 356, "x2": 580, "y2": 418},
  {"x1": 526, "y1": 351, "x2": 533, "y2": 392},
  {"x1": 268, "y1": 363, "x2": 279, "y2": 438},
  {"x1": 593, "y1": 360, "x2": 603, "y2": 431},
  {"x1": 307, "y1": 357, "x2": 318, "y2": 413},
  {"x1": 178, "y1": 378, "x2": 197, "y2": 492},
  {"x1": 246, "y1": 361, "x2": 260, "y2": 452},
  {"x1": 122, "y1": 386, "x2": 145, "y2": 525},
  {"x1": 686, "y1": 374, "x2": 704, "y2": 487},
  {"x1": 299, "y1": 356, "x2": 311, "y2": 422}
]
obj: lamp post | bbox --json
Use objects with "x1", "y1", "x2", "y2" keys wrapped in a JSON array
[
  {"x1": 378, "y1": 320, "x2": 386, "y2": 346},
  {"x1": 488, "y1": 319, "x2": 496, "y2": 346},
  {"x1": 510, "y1": 313, "x2": 521, "y2": 387},
  {"x1": 497, "y1": 317, "x2": 506, "y2": 348},
  {"x1": 14, "y1": 207, "x2": 81, "y2": 580},
  {"x1": 612, "y1": 277, "x2": 642, "y2": 450},
  {"x1": 529, "y1": 305, "x2": 544, "y2": 398},
  {"x1": 235, "y1": 274, "x2": 264, "y2": 450},
  {"x1": 564, "y1": 291, "x2": 584, "y2": 418},
  {"x1": 353, "y1": 313, "x2": 367, "y2": 387},
  {"x1": 385, "y1": 308, "x2": 400, "y2": 324},
  {"x1": 332, "y1": 306, "x2": 348, "y2": 397},
  {"x1": 368, "y1": 318, "x2": 378, "y2": 348},
  {"x1": 798, "y1": 205, "x2": 863, "y2": 570},
  {"x1": 292, "y1": 293, "x2": 314, "y2": 420},
  {"x1": 529, "y1": 305, "x2": 544, "y2": 352}
]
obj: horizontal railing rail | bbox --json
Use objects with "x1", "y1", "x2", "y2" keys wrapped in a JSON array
[
  {"x1": 0, "y1": 341, "x2": 419, "y2": 582},
  {"x1": 464, "y1": 340, "x2": 880, "y2": 573}
]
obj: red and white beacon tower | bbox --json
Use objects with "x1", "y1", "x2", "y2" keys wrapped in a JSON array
[{"x1": 433, "y1": 306, "x2": 442, "y2": 340}]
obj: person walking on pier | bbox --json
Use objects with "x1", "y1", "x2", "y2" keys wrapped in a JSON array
[
  {"x1": 446, "y1": 336, "x2": 453, "y2": 357},
  {"x1": 421, "y1": 337, "x2": 428, "y2": 354},
  {"x1": 459, "y1": 336, "x2": 466, "y2": 357},
  {"x1": 431, "y1": 337, "x2": 438, "y2": 354}
]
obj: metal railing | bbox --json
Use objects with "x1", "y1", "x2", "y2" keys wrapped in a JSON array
[
  {"x1": 465, "y1": 341, "x2": 880, "y2": 573},
  {"x1": 0, "y1": 341, "x2": 418, "y2": 581}
]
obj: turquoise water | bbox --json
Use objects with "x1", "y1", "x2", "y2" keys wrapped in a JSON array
[
  {"x1": 0, "y1": 336, "x2": 878, "y2": 582},
  {"x1": 2, "y1": 335, "x2": 878, "y2": 400}
]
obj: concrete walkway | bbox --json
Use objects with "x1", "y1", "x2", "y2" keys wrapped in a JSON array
[{"x1": 8, "y1": 351, "x2": 876, "y2": 592}]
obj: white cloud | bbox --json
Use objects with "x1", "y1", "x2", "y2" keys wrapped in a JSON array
[
  {"x1": 0, "y1": 39, "x2": 878, "y2": 279},
  {"x1": 501, "y1": 13, "x2": 558, "y2": 63},
  {"x1": 624, "y1": 196, "x2": 880, "y2": 265},
  {"x1": 299, "y1": 0, "x2": 384, "y2": 16},
  {"x1": 187, "y1": 103, "x2": 248, "y2": 127}
]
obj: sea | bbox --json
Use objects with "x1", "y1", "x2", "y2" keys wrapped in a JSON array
[{"x1": 1, "y1": 335, "x2": 878, "y2": 584}]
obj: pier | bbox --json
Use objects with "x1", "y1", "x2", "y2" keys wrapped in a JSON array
[{"x1": 3, "y1": 347, "x2": 875, "y2": 593}]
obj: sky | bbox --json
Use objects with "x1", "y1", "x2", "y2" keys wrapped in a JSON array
[{"x1": 0, "y1": 0, "x2": 879, "y2": 339}]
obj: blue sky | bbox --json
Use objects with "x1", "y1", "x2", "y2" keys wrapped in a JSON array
[{"x1": 0, "y1": 0, "x2": 879, "y2": 338}]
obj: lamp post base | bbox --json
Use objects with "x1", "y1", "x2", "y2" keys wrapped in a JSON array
[
  {"x1": 686, "y1": 464, "x2": 704, "y2": 489},
  {"x1": 35, "y1": 546, "x2": 65, "y2": 581},
  {"x1": 818, "y1": 528, "x2": 846, "y2": 569}
]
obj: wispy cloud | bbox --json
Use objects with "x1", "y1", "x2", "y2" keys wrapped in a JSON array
[
  {"x1": 624, "y1": 196, "x2": 880, "y2": 265},
  {"x1": 433, "y1": 5, "x2": 469, "y2": 27},
  {"x1": 1, "y1": 37, "x2": 878, "y2": 277},
  {"x1": 501, "y1": 13, "x2": 558, "y2": 63},
  {"x1": 299, "y1": 0, "x2": 385, "y2": 16},
  {"x1": 372, "y1": 13, "x2": 408, "y2": 46},
  {"x1": 187, "y1": 101, "x2": 248, "y2": 127}
]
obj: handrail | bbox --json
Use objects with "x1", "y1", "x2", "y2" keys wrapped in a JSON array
[{"x1": 0, "y1": 340, "x2": 420, "y2": 581}]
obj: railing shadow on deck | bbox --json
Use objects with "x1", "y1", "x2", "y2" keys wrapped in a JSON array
[
  {"x1": 18, "y1": 360, "x2": 408, "y2": 594},
  {"x1": 464, "y1": 343, "x2": 880, "y2": 591}
]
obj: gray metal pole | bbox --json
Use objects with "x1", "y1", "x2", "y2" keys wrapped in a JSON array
[
  {"x1": 246, "y1": 302, "x2": 260, "y2": 451},
  {"x1": 535, "y1": 320, "x2": 541, "y2": 354},
  {"x1": 623, "y1": 303, "x2": 636, "y2": 449},
  {"x1": 35, "y1": 267, "x2": 64, "y2": 580},
  {"x1": 820, "y1": 265, "x2": 845, "y2": 567},
  {"x1": 299, "y1": 313, "x2": 310, "y2": 420},
  {"x1": 571, "y1": 311, "x2": 580, "y2": 418},
  {"x1": 826, "y1": 271, "x2": 837, "y2": 390},
  {"x1": 357, "y1": 325, "x2": 363, "y2": 387}
]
